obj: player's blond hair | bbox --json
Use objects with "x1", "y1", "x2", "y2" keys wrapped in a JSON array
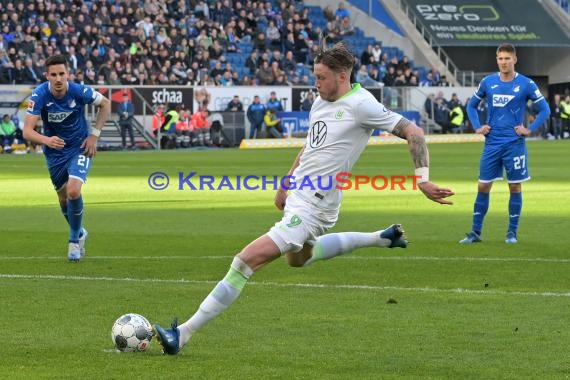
[{"x1": 314, "y1": 36, "x2": 354, "y2": 74}]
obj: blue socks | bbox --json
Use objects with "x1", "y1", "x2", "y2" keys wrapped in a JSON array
[
  {"x1": 60, "y1": 202, "x2": 69, "y2": 224},
  {"x1": 67, "y1": 195, "x2": 84, "y2": 242},
  {"x1": 472, "y1": 192, "x2": 489, "y2": 235},
  {"x1": 508, "y1": 192, "x2": 522, "y2": 235},
  {"x1": 471, "y1": 191, "x2": 522, "y2": 237}
]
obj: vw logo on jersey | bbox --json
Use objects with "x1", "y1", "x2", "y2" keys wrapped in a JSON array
[{"x1": 309, "y1": 121, "x2": 327, "y2": 148}]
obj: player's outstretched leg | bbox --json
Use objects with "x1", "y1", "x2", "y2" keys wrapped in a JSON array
[
  {"x1": 153, "y1": 319, "x2": 181, "y2": 355},
  {"x1": 154, "y1": 256, "x2": 254, "y2": 355},
  {"x1": 303, "y1": 224, "x2": 407, "y2": 266}
]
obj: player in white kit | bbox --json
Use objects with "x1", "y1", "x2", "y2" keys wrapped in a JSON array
[{"x1": 154, "y1": 40, "x2": 455, "y2": 354}]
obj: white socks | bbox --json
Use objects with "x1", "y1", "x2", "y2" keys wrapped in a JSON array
[
  {"x1": 177, "y1": 257, "x2": 253, "y2": 348},
  {"x1": 304, "y1": 231, "x2": 388, "y2": 266}
]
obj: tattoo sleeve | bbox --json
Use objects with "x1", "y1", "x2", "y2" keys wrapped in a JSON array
[{"x1": 392, "y1": 118, "x2": 429, "y2": 168}]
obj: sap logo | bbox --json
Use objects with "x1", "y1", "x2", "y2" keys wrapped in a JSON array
[
  {"x1": 152, "y1": 89, "x2": 183, "y2": 104},
  {"x1": 48, "y1": 111, "x2": 72, "y2": 122},
  {"x1": 492, "y1": 95, "x2": 514, "y2": 107}
]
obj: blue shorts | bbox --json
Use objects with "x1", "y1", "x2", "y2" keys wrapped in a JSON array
[
  {"x1": 47, "y1": 152, "x2": 93, "y2": 191},
  {"x1": 479, "y1": 141, "x2": 530, "y2": 183}
]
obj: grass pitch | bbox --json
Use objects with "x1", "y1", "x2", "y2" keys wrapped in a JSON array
[{"x1": 1, "y1": 140, "x2": 569, "y2": 379}]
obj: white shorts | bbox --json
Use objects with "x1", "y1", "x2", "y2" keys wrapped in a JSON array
[{"x1": 267, "y1": 193, "x2": 338, "y2": 254}]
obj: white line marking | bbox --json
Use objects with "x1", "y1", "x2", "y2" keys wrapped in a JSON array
[
  {"x1": 0, "y1": 255, "x2": 569, "y2": 263},
  {"x1": 1, "y1": 273, "x2": 569, "y2": 298}
]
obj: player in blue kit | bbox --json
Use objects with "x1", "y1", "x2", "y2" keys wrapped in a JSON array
[
  {"x1": 23, "y1": 54, "x2": 111, "y2": 261},
  {"x1": 460, "y1": 43, "x2": 550, "y2": 245}
]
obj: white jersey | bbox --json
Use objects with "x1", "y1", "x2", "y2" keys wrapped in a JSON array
[{"x1": 291, "y1": 83, "x2": 402, "y2": 211}]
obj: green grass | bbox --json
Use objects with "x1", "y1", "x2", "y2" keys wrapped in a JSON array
[{"x1": 1, "y1": 140, "x2": 569, "y2": 379}]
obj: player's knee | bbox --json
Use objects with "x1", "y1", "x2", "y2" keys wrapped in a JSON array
[{"x1": 66, "y1": 186, "x2": 82, "y2": 199}]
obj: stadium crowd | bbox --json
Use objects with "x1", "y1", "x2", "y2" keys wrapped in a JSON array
[{"x1": 0, "y1": 0, "x2": 440, "y2": 89}]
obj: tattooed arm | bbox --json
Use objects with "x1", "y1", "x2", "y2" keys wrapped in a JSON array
[
  {"x1": 391, "y1": 118, "x2": 429, "y2": 169},
  {"x1": 391, "y1": 118, "x2": 454, "y2": 205}
]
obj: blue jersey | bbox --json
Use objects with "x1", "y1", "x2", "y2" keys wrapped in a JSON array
[
  {"x1": 27, "y1": 81, "x2": 99, "y2": 159},
  {"x1": 467, "y1": 72, "x2": 548, "y2": 144}
]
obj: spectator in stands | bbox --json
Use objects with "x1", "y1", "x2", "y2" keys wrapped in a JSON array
[
  {"x1": 11, "y1": 58, "x2": 26, "y2": 84},
  {"x1": 335, "y1": 1, "x2": 350, "y2": 19},
  {"x1": 256, "y1": 60, "x2": 275, "y2": 85},
  {"x1": 22, "y1": 57, "x2": 41, "y2": 85},
  {"x1": 356, "y1": 64, "x2": 381, "y2": 88},
  {"x1": 372, "y1": 44, "x2": 382, "y2": 64},
  {"x1": 420, "y1": 72, "x2": 436, "y2": 87},
  {"x1": 245, "y1": 50, "x2": 259, "y2": 76},
  {"x1": 323, "y1": 5, "x2": 336, "y2": 22},
  {"x1": 270, "y1": 61, "x2": 286, "y2": 83},
  {"x1": 294, "y1": 33, "x2": 309, "y2": 64},
  {"x1": 361, "y1": 44, "x2": 375, "y2": 66},
  {"x1": 118, "y1": 93, "x2": 136, "y2": 150},
  {"x1": 266, "y1": 19, "x2": 281, "y2": 49},
  {"x1": 382, "y1": 66, "x2": 397, "y2": 87},
  {"x1": 274, "y1": 73, "x2": 290, "y2": 86},
  {"x1": 226, "y1": 95, "x2": 244, "y2": 112},
  {"x1": 247, "y1": 95, "x2": 266, "y2": 139},
  {"x1": 439, "y1": 75, "x2": 451, "y2": 87},
  {"x1": 338, "y1": 16, "x2": 354, "y2": 36},
  {"x1": 282, "y1": 50, "x2": 297, "y2": 77}
]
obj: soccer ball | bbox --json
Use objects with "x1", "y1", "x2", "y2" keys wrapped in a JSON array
[{"x1": 111, "y1": 313, "x2": 153, "y2": 352}]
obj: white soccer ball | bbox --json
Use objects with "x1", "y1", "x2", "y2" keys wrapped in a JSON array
[{"x1": 111, "y1": 313, "x2": 153, "y2": 352}]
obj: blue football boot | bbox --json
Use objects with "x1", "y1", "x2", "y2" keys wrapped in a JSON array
[
  {"x1": 154, "y1": 319, "x2": 181, "y2": 355},
  {"x1": 380, "y1": 224, "x2": 408, "y2": 248}
]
